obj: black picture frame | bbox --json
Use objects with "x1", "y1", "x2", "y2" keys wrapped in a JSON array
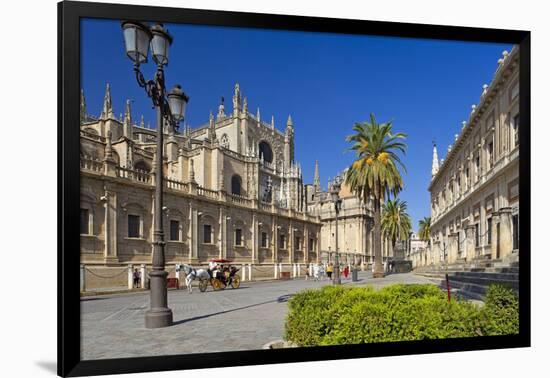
[{"x1": 58, "y1": 1, "x2": 531, "y2": 376}]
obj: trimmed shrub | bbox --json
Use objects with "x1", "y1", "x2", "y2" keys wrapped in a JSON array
[
  {"x1": 480, "y1": 284, "x2": 519, "y2": 335},
  {"x1": 284, "y1": 283, "x2": 519, "y2": 346}
]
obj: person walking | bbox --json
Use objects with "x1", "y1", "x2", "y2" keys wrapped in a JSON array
[
  {"x1": 326, "y1": 263, "x2": 333, "y2": 280},
  {"x1": 343, "y1": 265, "x2": 349, "y2": 279}
]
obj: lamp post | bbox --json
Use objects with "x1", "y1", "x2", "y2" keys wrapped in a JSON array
[
  {"x1": 122, "y1": 21, "x2": 189, "y2": 329},
  {"x1": 330, "y1": 175, "x2": 342, "y2": 285}
]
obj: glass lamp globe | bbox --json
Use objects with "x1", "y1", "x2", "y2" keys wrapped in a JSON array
[
  {"x1": 121, "y1": 21, "x2": 152, "y2": 65},
  {"x1": 167, "y1": 85, "x2": 189, "y2": 122},
  {"x1": 150, "y1": 23, "x2": 173, "y2": 66}
]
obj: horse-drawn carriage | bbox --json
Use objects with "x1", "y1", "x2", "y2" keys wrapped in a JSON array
[
  {"x1": 198, "y1": 259, "x2": 241, "y2": 292},
  {"x1": 178, "y1": 259, "x2": 241, "y2": 293}
]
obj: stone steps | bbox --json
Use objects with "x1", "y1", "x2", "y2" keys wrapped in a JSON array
[
  {"x1": 448, "y1": 275, "x2": 518, "y2": 290},
  {"x1": 416, "y1": 258, "x2": 520, "y2": 301},
  {"x1": 453, "y1": 271, "x2": 519, "y2": 280}
]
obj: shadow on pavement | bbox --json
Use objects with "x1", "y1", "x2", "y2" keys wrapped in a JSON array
[{"x1": 172, "y1": 293, "x2": 293, "y2": 326}]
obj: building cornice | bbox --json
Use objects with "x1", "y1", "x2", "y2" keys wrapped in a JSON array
[{"x1": 429, "y1": 46, "x2": 519, "y2": 191}]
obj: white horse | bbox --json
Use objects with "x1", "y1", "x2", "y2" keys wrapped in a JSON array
[
  {"x1": 180, "y1": 264, "x2": 210, "y2": 293},
  {"x1": 313, "y1": 264, "x2": 325, "y2": 281}
]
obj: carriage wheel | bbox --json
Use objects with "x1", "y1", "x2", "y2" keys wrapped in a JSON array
[
  {"x1": 231, "y1": 275, "x2": 241, "y2": 289},
  {"x1": 198, "y1": 279, "x2": 208, "y2": 292},
  {"x1": 212, "y1": 279, "x2": 223, "y2": 291}
]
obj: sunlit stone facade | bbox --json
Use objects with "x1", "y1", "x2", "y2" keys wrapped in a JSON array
[
  {"x1": 80, "y1": 84, "x2": 325, "y2": 280},
  {"x1": 421, "y1": 48, "x2": 520, "y2": 268}
]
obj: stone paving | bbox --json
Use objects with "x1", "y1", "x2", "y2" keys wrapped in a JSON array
[{"x1": 81, "y1": 271, "x2": 437, "y2": 360}]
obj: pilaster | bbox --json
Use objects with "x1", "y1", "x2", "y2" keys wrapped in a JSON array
[
  {"x1": 497, "y1": 207, "x2": 513, "y2": 259},
  {"x1": 103, "y1": 187, "x2": 118, "y2": 264},
  {"x1": 464, "y1": 225, "x2": 476, "y2": 262}
]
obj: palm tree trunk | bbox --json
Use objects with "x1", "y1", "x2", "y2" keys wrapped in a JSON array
[{"x1": 373, "y1": 199, "x2": 384, "y2": 278}]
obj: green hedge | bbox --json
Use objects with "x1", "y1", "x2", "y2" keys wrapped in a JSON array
[{"x1": 284, "y1": 284, "x2": 518, "y2": 346}]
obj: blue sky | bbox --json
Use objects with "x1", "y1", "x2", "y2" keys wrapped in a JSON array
[{"x1": 81, "y1": 18, "x2": 512, "y2": 231}]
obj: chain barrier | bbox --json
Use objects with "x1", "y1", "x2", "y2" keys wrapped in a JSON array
[{"x1": 85, "y1": 267, "x2": 127, "y2": 279}]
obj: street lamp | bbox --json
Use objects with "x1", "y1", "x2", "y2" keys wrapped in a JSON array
[
  {"x1": 122, "y1": 21, "x2": 189, "y2": 329},
  {"x1": 330, "y1": 175, "x2": 342, "y2": 285}
]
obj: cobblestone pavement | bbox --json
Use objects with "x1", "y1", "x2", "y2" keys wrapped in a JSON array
[{"x1": 81, "y1": 271, "x2": 437, "y2": 360}]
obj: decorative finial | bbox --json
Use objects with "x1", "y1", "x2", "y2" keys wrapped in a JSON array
[
  {"x1": 462, "y1": 121, "x2": 467, "y2": 129},
  {"x1": 286, "y1": 114, "x2": 293, "y2": 128},
  {"x1": 140, "y1": 115, "x2": 145, "y2": 128},
  {"x1": 217, "y1": 96, "x2": 225, "y2": 118},
  {"x1": 482, "y1": 84, "x2": 488, "y2": 96},
  {"x1": 471, "y1": 104, "x2": 477, "y2": 114},
  {"x1": 233, "y1": 83, "x2": 241, "y2": 114},
  {"x1": 124, "y1": 99, "x2": 132, "y2": 126},
  {"x1": 80, "y1": 89, "x2": 87, "y2": 123},
  {"x1": 455, "y1": 134, "x2": 459, "y2": 142},
  {"x1": 100, "y1": 83, "x2": 114, "y2": 119}
]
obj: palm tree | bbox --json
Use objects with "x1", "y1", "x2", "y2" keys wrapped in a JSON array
[
  {"x1": 345, "y1": 113, "x2": 407, "y2": 278},
  {"x1": 418, "y1": 216, "x2": 431, "y2": 246},
  {"x1": 381, "y1": 198, "x2": 412, "y2": 252}
]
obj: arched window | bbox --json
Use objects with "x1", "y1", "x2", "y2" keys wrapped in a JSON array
[
  {"x1": 258, "y1": 141, "x2": 273, "y2": 163},
  {"x1": 134, "y1": 160, "x2": 150, "y2": 172},
  {"x1": 231, "y1": 175, "x2": 242, "y2": 196}
]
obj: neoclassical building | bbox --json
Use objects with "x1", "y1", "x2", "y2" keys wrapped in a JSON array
[
  {"x1": 422, "y1": 47, "x2": 520, "y2": 268},
  {"x1": 80, "y1": 83, "x2": 329, "y2": 287}
]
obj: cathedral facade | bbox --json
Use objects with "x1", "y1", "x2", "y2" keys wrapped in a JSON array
[
  {"x1": 423, "y1": 47, "x2": 520, "y2": 268},
  {"x1": 79, "y1": 83, "x2": 374, "y2": 289}
]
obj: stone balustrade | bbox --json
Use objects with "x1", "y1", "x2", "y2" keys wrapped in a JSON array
[
  {"x1": 80, "y1": 155, "x2": 104, "y2": 173},
  {"x1": 80, "y1": 157, "x2": 320, "y2": 224}
]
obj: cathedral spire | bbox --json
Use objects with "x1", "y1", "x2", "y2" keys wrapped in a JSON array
[
  {"x1": 256, "y1": 107, "x2": 261, "y2": 123},
  {"x1": 124, "y1": 99, "x2": 132, "y2": 124},
  {"x1": 123, "y1": 99, "x2": 132, "y2": 138},
  {"x1": 233, "y1": 83, "x2": 242, "y2": 115},
  {"x1": 314, "y1": 160, "x2": 320, "y2": 191},
  {"x1": 100, "y1": 83, "x2": 114, "y2": 119},
  {"x1": 271, "y1": 115, "x2": 275, "y2": 130},
  {"x1": 431, "y1": 141, "x2": 439, "y2": 177},
  {"x1": 286, "y1": 114, "x2": 293, "y2": 129},
  {"x1": 80, "y1": 89, "x2": 87, "y2": 124}
]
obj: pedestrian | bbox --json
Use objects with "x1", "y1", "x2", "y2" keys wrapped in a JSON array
[
  {"x1": 305, "y1": 267, "x2": 310, "y2": 280},
  {"x1": 133, "y1": 268, "x2": 140, "y2": 288},
  {"x1": 326, "y1": 263, "x2": 333, "y2": 280},
  {"x1": 343, "y1": 265, "x2": 349, "y2": 279}
]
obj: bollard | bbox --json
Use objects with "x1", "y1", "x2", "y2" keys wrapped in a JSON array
[
  {"x1": 274, "y1": 263, "x2": 278, "y2": 279},
  {"x1": 297, "y1": 263, "x2": 301, "y2": 277},
  {"x1": 248, "y1": 264, "x2": 252, "y2": 281},
  {"x1": 80, "y1": 264, "x2": 86, "y2": 292},
  {"x1": 128, "y1": 264, "x2": 133, "y2": 290},
  {"x1": 140, "y1": 264, "x2": 146, "y2": 289}
]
